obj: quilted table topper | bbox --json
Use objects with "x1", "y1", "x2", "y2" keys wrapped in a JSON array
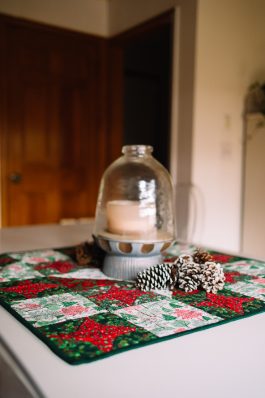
[{"x1": 0, "y1": 244, "x2": 265, "y2": 365}]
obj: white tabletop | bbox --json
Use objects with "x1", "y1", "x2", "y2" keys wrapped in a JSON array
[{"x1": 0, "y1": 224, "x2": 265, "y2": 398}]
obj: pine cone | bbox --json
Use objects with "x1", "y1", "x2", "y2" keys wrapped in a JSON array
[
  {"x1": 200, "y1": 261, "x2": 225, "y2": 293},
  {"x1": 136, "y1": 263, "x2": 176, "y2": 291},
  {"x1": 175, "y1": 254, "x2": 193, "y2": 266},
  {"x1": 75, "y1": 240, "x2": 105, "y2": 266},
  {"x1": 169, "y1": 264, "x2": 179, "y2": 290},
  {"x1": 177, "y1": 260, "x2": 202, "y2": 292},
  {"x1": 193, "y1": 249, "x2": 213, "y2": 264}
]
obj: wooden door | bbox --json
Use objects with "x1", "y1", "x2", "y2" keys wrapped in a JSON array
[{"x1": 0, "y1": 16, "x2": 107, "y2": 226}]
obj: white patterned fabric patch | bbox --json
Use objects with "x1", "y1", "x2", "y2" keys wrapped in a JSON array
[
  {"x1": 114, "y1": 299, "x2": 222, "y2": 337},
  {"x1": 225, "y1": 281, "x2": 265, "y2": 302},
  {"x1": 54, "y1": 268, "x2": 115, "y2": 280},
  {"x1": 10, "y1": 250, "x2": 69, "y2": 265},
  {"x1": 11, "y1": 293, "x2": 107, "y2": 327},
  {"x1": 0, "y1": 262, "x2": 43, "y2": 283},
  {"x1": 223, "y1": 260, "x2": 265, "y2": 276},
  {"x1": 252, "y1": 277, "x2": 265, "y2": 285}
]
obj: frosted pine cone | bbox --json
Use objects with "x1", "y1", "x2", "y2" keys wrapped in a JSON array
[
  {"x1": 177, "y1": 261, "x2": 202, "y2": 292},
  {"x1": 136, "y1": 263, "x2": 176, "y2": 291},
  {"x1": 175, "y1": 254, "x2": 193, "y2": 266},
  {"x1": 200, "y1": 261, "x2": 225, "y2": 293},
  {"x1": 193, "y1": 249, "x2": 213, "y2": 264}
]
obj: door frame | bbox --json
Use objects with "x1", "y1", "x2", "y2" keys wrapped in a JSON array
[
  {"x1": 107, "y1": 10, "x2": 175, "y2": 166},
  {"x1": 0, "y1": 15, "x2": 8, "y2": 227},
  {"x1": 170, "y1": 4, "x2": 197, "y2": 241}
]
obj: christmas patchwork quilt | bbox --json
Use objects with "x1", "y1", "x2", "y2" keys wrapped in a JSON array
[{"x1": 0, "y1": 244, "x2": 265, "y2": 364}]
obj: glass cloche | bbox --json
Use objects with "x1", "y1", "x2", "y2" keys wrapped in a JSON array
[{"x1": 94, "y1": 145, "x2": 175, "y2": 279}]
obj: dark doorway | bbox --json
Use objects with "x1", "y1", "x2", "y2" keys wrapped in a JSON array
[{"x1": 113, "y1": 12, "x2": 174, "y2": 170}]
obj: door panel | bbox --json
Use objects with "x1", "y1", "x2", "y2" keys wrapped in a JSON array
[{"x1": 1, "y1": 17, "x2": 107, "y2": 226}]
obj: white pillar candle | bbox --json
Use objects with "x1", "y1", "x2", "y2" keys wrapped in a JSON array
[{"x1": 106, "y1": 200, "x2": 156, "y2": 236}]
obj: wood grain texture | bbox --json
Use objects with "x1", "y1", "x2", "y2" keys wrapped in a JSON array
[{"x1": 0, "y1": 14, "x2": 109, "y2": 226}]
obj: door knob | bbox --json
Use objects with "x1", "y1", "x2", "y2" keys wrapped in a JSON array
[{"x1": 9, "y1": 172, "x2": 22, "y2": 183}]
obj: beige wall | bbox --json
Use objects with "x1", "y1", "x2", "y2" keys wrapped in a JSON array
[
  {"x1": 0, "y1": 0, "x2": 109, "y2": 36},
  {"x1": 192, "y1": 0, "x2": 265, "y2": 252}
]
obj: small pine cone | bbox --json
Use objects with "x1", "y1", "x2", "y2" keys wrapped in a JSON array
[
  {"x1": 75, "y1": 240, "x2": 105, "y2": 266},
  {"x1": 200, "y1": 261, "x2": 225, "y2": 293},
  {"x1": 75, "y1": 241, "x2": 94, "y2": 265},
  {"x1": 177, "y1": 261, "x2": 202, "y2": 292},
  {"x1": 193, "y1": 249, "x2": 213, "y2": 264},
  {"x1": 136, "y1": 263, "x2": 173, "y2": 291}
]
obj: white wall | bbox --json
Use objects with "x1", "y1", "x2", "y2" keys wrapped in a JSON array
[
  {"x1": 192, "y1": 0, "x2": 265, "y2": 252},
  {"x1": 0, "y1": 0, "x2": 109, "y2": 36}
]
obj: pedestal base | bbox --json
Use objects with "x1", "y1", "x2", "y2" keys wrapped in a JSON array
[{"x1": 103, "y1": 253, "x2": 163, "y2": 280}]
